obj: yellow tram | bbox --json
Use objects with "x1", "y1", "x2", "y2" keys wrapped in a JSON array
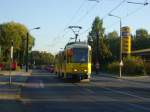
[{"x1": 55, "y1": 42, "x2": 92, "y2": 81}]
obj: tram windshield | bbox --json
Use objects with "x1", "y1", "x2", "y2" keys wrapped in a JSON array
[{"x1": 72, "y1": 48, "x2": 88, "y2": 63}]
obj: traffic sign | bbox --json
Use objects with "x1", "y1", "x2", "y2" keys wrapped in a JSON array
[{"x1": 120, "y1": 60, "x2": 123, "y2": 66}]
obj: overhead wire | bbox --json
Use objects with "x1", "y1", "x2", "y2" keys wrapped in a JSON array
[
  {"x1": 62, "y1": 0, "x2": 101, "y2": 44},
  {"x1": 65, "y1": 0, "x2": 87, "y2": 27},
  {"x1": 48, "y1": 0, "x2": 86, "y2": 48},
  {"x1": 80, "y1": 0, "x2": 127, "y2": 36},
  {"x1": 50, "y1": 0, "x2": 149, "y2": 53},
  {"x1": 75, "y1": 0, "x2": 101, "y2": 25},
  {"x1": 106, "y1": 0, "x2": 149, "y2": 32},
  {"x1": 50, "y1": 0, "x2": 101, "y2": 49},
  {"x1": 123, "y1": 4, "x2": 147, "y2": 18}
]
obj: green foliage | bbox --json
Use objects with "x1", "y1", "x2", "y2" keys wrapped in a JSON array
[
  {"x1": 31, "y1": 51, "x2": 54, "y2": 65},
  {"x1": 123, "y1": 56, "x2": 145, "y2": 75},
  {"x1": 132, "y1": 28, "x2": 150, "y2": 50},
  {"x1": 99, "y1": 38, "x2": 112, "y2": 64},
  {"x1": 107, "y1": 36, "x2": 120, "y2": 61},
  {"x1": 107, "y1": 31, "x2": 119, "y2": 39},
  {"x1": 0, "y1": 21, "x2": 35, "y2": 64},
  {"x1": 132, "y1": 37, "x2": 150, "y2": 50},
  {"x1": 107, "y1": 61, "x2": 119, "y2": 74},
  {"x1": 144, "y1": 62, "x2": 150, "y2": 75},
  {"x1": 16, "y1": 66, "x2": 21, "y2": 71},
  {"x1": 108, "y1": 56, "x2": 145, "y2": 76},
  {"x1": 136, "y1": 28, "x2": 149, "y2": 39},
  {"x1": 1, "y1": 62, "x2": 10, "y2": 70},
  {"x1": 88, "y1": 16, "x2": 112, "y2": 66}
]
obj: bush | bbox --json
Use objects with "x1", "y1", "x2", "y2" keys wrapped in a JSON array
[
  {"x1": 123, "y1": 56, "x2": 145, "y2": 76},
  {"x1": 16, "y1": 66, "x2": 21, "y2": 71},
  {"x1": 107, "y1": 61, "x2": 119, "y2": 74},
  {"x1": 144, "y1": 62, "x2": 150, "y2": 75},
  {"x1": 107, "y1": 56, "x2": 145, "y2": 76},
  {"x1": 2, "y1": 62, "x2": 10, "y2": 70}
]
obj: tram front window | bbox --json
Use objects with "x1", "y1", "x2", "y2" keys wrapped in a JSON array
[{"x1": 72, "y1": 48, "x2": 88, "y2": 63}]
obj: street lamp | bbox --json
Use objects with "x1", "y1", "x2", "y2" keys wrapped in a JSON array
[
  {"x1": 26, "y1": 27, "x2": 40, "y2": 72},
  {"x1": 108, "y1": 13, "x2": 123, "y2": 78},
  {"x1": 127, "y1": 1, "x2": 149, "y2": 6}
]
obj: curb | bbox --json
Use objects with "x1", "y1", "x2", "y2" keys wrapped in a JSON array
[
  {"x1": 0, "y1": 83, "x2": 21, "y2": 100},
  {"x1": 99, "y1": 72, "x2": 150, "y2": 84}
]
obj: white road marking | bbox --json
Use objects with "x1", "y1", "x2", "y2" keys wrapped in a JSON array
[
  {"x1": 20, "y1": 73, "x2": 150, "y2": 111},
  {"x1": 39, "y1": 80, "x2": 44, "y2": 88}
]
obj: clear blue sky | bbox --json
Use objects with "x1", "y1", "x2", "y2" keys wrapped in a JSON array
[{"x1": 0, "y1": 0, "x2": 150, "y2": 54}]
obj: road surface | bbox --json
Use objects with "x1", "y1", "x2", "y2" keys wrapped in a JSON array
[{"x1": 0, "y1": 69, "x2": 150, "y2": 112}]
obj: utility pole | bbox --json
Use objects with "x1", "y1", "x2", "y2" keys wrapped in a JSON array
[
  {"x1": 96, "y1": 32, "x2": 100, "y2": 74},
  {"x1": 68, "y1": 26, "x2": 82, "y2": 42},
  {"x1": 108, "y1": 13, "x2": 123, "y2": 78},
  {"x1": 26, "y1": 32, "x2": 29, "y2": 72},
  {"x1": 26, "y1": 27, "x2": 40, "y2": 72}
]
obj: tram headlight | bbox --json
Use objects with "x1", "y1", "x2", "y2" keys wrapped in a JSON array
[
  {"x1": 74, "y1": 69, "x2": 77, "y2": 72},
  {"x1": 84, "y1": 69, "x2": 87, "y2": 72}
]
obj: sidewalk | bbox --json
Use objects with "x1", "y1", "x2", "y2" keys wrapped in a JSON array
[
  {"x1": 0, "y1": 84, "x2": 21, "y2": 100},
  {"x1": 0, "y1": 70, "x2": 32, "y2": 100},
  {"x1": 99, "y1": 72, "x2": 150, "y2": 84},
  {"x1": 0, "y1": 70, "x2": 32, "y2": 76}
]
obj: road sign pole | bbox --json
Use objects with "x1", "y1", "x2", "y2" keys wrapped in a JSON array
[
  {"x1": 119, "y1": 65, "x2": 121, "y2": 78},
  {"x1": 119, "y1": 60, "x2": 123, "y2": 78},
  {"x1": 9, "y1": 40, "x2": 13, "y2": 85}
]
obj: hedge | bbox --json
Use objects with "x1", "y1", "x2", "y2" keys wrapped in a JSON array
[
  {"x1": 123, "y1": 56, "x2": 144, "y2": 75},
  {"x1": 107, "y1": 61, "x2": 119, "y2": 74},
  {"x1": 144, "y1": 62, "x2": 150, "y2": 75},
  {"x1": 107, "y1": 56, "x2": 145, "y2": 76}
]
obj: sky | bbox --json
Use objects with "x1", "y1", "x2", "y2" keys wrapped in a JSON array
[{"x1": 0, "y1": 0, "x2": 150, "y2": 54}]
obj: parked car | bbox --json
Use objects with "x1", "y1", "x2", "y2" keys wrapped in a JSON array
[
  {"x1": 49, "y1": 65, "x2": 54, "y2": 73},
  {"x1": 0, "y1": 63, "x2": 4, "y2": 70},
  {"x1": 46, "y1": 65, "x2": 54, "y2": 73},
  {"x1": 11, "y1": 62, "x2": 17, "y2": 70}
]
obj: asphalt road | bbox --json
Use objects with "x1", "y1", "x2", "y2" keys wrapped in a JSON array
[{"x1": 1, "y1": 70, "x2": 150, "y2": 112}]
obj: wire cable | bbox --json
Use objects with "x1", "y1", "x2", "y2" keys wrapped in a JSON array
[
  {"x1": 75, "y1": 0, "x2": 101, "y2": 24},
  {"x1": 106, "y1": 1, "x2": 149, "y2": 32},
  {"x1": 49, "y1": 0, "x2": 86, "y2": 47},
  {"x1": 80, "y1": 0, "x2": 126, "y2": 36}
]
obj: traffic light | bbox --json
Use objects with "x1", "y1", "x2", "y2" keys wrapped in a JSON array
[{"x1": 121, "y1": 26, "x2": 131, "y2": 54}]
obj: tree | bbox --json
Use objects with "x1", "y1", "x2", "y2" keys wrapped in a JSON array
[
  {"x1": 136, "y1": 28, "x2": 149, "y2": 39},
  {"x1": 31, "y1": 51, "x2": 54, "y2": 65},
  {"x1": 88, "y1": 16, "x2": 112, "y2": 68},
  {"x1": 106, "y1": 31, "x2": 120, "y2": 61},
  {"x1": 132, "y1": 28, "x2": 150, "y2": 50},
  {"x1": 107, "y1": 31, "x2": 118, "y2": 39},
  {"x1": 0, "y1": 21, "x2": 35, "y2": 64}
]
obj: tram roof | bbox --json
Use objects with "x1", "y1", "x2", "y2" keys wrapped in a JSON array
[{"x1": 65, "y1": 42, "x2": 90, "y2": 49}]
